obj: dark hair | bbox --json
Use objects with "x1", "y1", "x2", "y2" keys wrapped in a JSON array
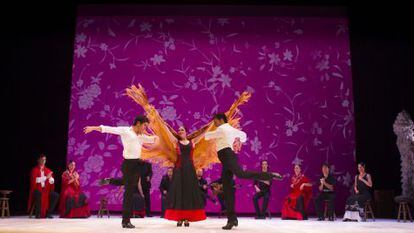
[
  {"x1": 213, "y1": 113, "x2": 228, "y2": 123},
  {"x1": 261, "y1": 160, "x2": 268, "y2": 166},
  {"x1": 133, "y1": 115, "x2": 149, "y2": 126},
  {"x1": 38, "y1": 154, "x2": 46, "y2": 159},
  {"x1": 322, "y1": 162, "x2": 330, "y2": 168},
  {"x1": 178, "y1": 125, "x2": 188, "y2": 132},
  {"x1": 358, "y1": 162, "x2": 366, "y2": 168}
]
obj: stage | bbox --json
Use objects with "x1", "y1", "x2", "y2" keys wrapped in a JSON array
[{"x1": 0, "y1": 216, "x2": 412, "y2": 233}]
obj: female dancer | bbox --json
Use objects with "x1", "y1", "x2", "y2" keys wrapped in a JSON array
[
  {"x1": 59, "y1": 160, "x2": 91, "y2": 218},
  {"x1": 343, "y1": 162, "x2": 373, "y2": 222},
  {"x1": 125, "y1": 84, "x2": 251, "y2": 226},
  {"x1": 165, "y1": 125, "x2": 206, "y2": 226},
  {"x1": 281, "y1": 164, "x2": 312, "y2": 220}
]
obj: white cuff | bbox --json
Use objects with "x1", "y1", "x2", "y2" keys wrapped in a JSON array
[{"x1": 48, "y1": 177, "x2": 55, "y2": 184}]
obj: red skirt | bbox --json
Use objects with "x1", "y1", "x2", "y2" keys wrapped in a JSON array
[{"x1": 165, "y1": 209, "x2": 206, "y2": 222}]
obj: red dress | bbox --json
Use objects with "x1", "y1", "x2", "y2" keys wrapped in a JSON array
[
  {"x1": 281, "y1": 173, "x2": 312, "y2": 220},
  {"x1": 59, "y1": 170, "x2": 91, "y2": 218},
  {"x1": 28, "y1": 166, "x2": 55, "y2": 218}
]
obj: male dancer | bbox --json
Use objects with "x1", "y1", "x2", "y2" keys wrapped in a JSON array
[
  {"x1": 205, "y1": 113, "x2": 282, "y2": 230},
  {"x1": 84, "y1": 115, "x2": 158, "y2": 228}
]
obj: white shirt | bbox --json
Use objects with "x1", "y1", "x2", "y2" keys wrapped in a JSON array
[
  {"x1": 100, "y1": 125, "x2": 157, "y2": 159},
  {"x1": 36, "y1": 170, "x2": 54, "y2": 188},
  {"x1": 205, "y1": 123, "x2": 247, "y2": 151}
]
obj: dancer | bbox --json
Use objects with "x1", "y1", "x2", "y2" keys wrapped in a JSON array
[
  {"x1": 281, "y1": 164, "x2": 312, "y2": 220},
  {"x1": 84, "y1": 115, "x2": 158, "y2": 228},
  {"x1": 164, "y1": 125, "x2": 207, "y2": 227},
  {"x1": 343, "y1": 162, "x2": 373, "y2": 222},
  {"x1": 59, "y1": 160, "x2": 91, "y2": 218},
  {"x1": 28, "y1": 154, "x2": 59, "y2": 218},
  {"x1": 204, "y1": 113, "x2": 283, "y2": 230},
  {"x1": 124, "y1": 84, "x2": 256, "y2": 227}
]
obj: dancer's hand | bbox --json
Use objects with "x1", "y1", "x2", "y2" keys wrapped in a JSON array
[
  {"x1": 300, "y1": 183, "x2": 304, "y2": 190},
  {"x1": 84, "y1": 126, "x2": 101, "y2": 134}
]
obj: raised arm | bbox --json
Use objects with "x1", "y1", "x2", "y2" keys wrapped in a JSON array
[{"x1": 126, "y1": 84, "x2": 178, "y2": 144}]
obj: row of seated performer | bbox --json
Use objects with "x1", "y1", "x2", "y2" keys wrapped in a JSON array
[{"x1": 29, "y1": 153, "x2": 372, "y2": 222}]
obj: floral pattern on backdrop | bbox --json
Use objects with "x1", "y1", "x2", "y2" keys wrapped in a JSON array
[{"x1": 68, "y1": 16, "x2": 355, "y2": 213}]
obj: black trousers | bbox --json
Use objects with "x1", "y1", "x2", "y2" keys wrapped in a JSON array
[
  {"x1": 314, "y1": 192, "x2": 336, "y2": 218},
  {"x1": 33, "y1": 190, "x2": 59, "y2": 217},
  {"x1": 121, "y1": 159, "x2": 142, "y2": 223},
  {"x1": 161, "y1": 194, "x2": 167, "y2": 217},
  {"x1": 143, "y1": 188, "x2": 151, "y2": 215},
  {"x1": 253, "y1": 191, "x2": 270, "y2": 217},
  {"x1": 217, "y1": 193, "x2": 226, "y2": 211},
  {"x1": 218, "y1": 148, "x2": 273, "y2": 222}
]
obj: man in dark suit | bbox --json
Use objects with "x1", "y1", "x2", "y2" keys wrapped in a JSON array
[
  {"x1": 141, "y1": 161, "x2": 153, "y2": 217},
  {"x1": 159, "y1": 167, "x2": 173, "y2": 218}
]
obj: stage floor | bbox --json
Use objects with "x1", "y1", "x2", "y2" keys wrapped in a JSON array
[{"x1": 0, "y1": 216, "x2": 413, "y2": 233}]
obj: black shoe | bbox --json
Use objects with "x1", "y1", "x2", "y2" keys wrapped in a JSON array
[
  {"x1": 222, "y1": 220, "x2": 238, "y2": 230},
  {"x1": 35, "y1": 215, "x2": 41, "y2": 219},
  {"x1": 177, "y1": 221, "x2": 183, "y2": 227},
  {"x1": 99, "y1": 178, "x2": 110, "y2": 186},
  {"x1": 46, "y1": 214, "x2": 54, "y2": 219},
  {"x1": 147, "y1": 215, "x2": 153, "y2": 217},
  {"x1": 184, "y1": 220, "x2": 189, "y2": 227},
  {"x1": 122, "y1": 222, "x2": 135, "y2": 228},
  {"x1": 329, "y1": 217, "x2": 335, "y2": 221},
  {"x1": 317, "y1": 217, "x2": 324, "y2": 221}
]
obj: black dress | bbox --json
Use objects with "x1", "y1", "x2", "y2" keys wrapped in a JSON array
[
  {"x1": 343, "y1": 173, "x2": 371, "y2": 221},
  {"x1": 165, "y1": 142, "x2": 206, "y2": 222}
]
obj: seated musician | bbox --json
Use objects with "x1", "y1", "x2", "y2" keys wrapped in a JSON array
[{"x1": 253, "y1": 160, "x2": 272, "y2": 219}]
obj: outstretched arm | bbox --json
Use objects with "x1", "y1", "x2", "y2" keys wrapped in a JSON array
[
  {"x1": 84, "y1": 126, "x2": 102, "y2": 134},
  {"x1": 84, "y1": 125, "x2": 126, "y2": 135}
]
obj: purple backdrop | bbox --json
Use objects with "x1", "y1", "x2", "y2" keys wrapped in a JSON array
[{"x1": 67, "y1": 13, "x2": 355, "y2": 213}]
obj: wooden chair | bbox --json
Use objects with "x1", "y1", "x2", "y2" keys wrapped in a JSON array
[
  {"x1": 0, "y1": 198, "x2": 10, "y2": 218},
  {"x1": 97, "y1": 197, "x2": 110, "y2": 218},
  {"x1": 28, "y1": 202, "x2": 36, "y2": 218},
  {"x1": 397, "y1": 202, "x2": 413, "y2": 222},
  {"x1": 266, "y1": 209, "x2": 272, "y2": 219},
  {"x1": 218, "y1": 209, "x2": 225, "y2": 218},
  {"x1": 323, "y1": 200, "x2": 336, "y2": 220},
  {"x1": 364, "y1": 200, "x2": 375, "y2": 221},
  {"x1": 0, "y1": 190, "x2": 12, "y2": 218}
]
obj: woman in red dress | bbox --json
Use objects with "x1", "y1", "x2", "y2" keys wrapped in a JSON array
[
  {"x1": 59, "y1": 160, "x2": 91, "y2": 218},
  {"x1": 281, "y1": 164, "x2": 312, "y2": 220}
]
